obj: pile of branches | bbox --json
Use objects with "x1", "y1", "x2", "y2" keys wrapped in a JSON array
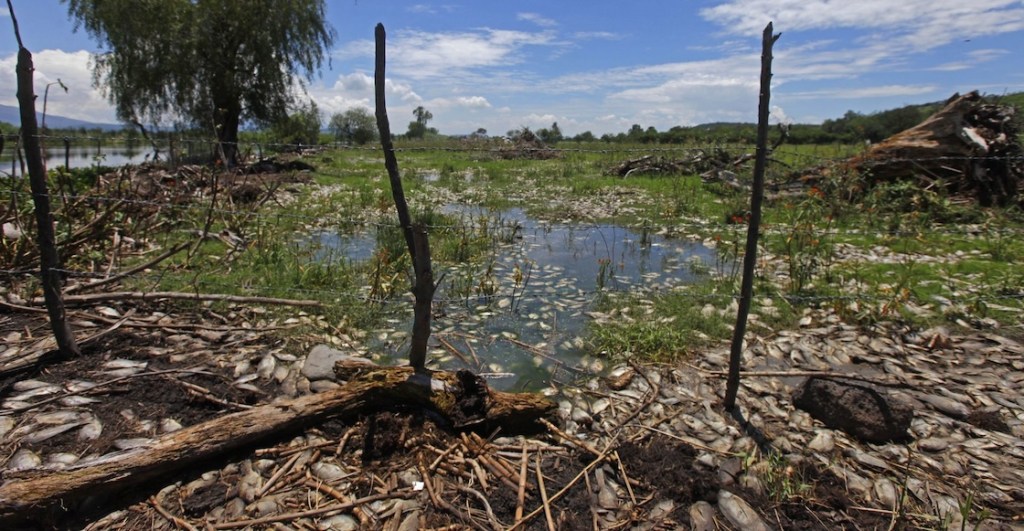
[
  {"x1": 609, "y1": 147, "x2": 760, "y2": 189},
  {"x1": 494, "y1": 129, "x2": 561, "y2": 160}
]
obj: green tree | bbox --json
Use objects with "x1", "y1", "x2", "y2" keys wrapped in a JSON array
[
  {"x1": 63, "y1": 0, "x2": 336, "y2": 166},
  {"x1": 407, "y1": 106, "x2": 434, "y2": 139},
  {"x1": 329, "y1": 107, "x2": 378, "y2": 145},
  {"x1": 572, "y1": 130, "x2": 596, "y2": 142},
  {"x1": 271, "y1": 100, "x2": 322, "y2": 148},
  {"x1": 538, "y1": 121, "x2": 562, "y2": 144}
]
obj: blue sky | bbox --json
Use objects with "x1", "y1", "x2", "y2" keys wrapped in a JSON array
[{"x1": 3, "y1": 1, "x2": 1024, "y2": 136}]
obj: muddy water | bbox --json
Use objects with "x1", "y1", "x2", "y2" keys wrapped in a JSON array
[{"x1": 314, "y1": 205, "x2": 717, "y2": 390}]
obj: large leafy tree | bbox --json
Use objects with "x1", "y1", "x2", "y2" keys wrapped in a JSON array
[
  {"x1": 63, "y1": 0, "x2": 336, "y2": 165},
  {"x1": 329, "y1": 107, "x2": 377, "y2": 145}
]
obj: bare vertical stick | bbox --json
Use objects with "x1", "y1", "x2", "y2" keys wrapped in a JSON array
[
  {"x1": 10, "y1": 2, "x2": 81, "y2": 358},
  {"x1": 723, "y1": 23, "x2": 779, "y2": 411},
  {"x1": 373, "y1": 23, "x2": 415, "y2": 260},
  {"x1": 409, "y1": 223, "x2": 436, "y2": 372},
  {"x1": 373, "y1": 23, "x2": 433, "y2": 373}
]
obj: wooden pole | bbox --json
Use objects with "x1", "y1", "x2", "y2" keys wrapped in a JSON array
[
  {"x1": 723, "y1": 23, "x2": 779, "y2": 411},
  {"x1": 10, "y1": 3, "x2": 81, "y2": 358},
  {"x1": 373, "y1": 23, "x2": 434, "y2": 373}
]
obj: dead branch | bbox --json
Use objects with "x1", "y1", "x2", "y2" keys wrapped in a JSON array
[{"x1": 30, "y1": 290, "x2": 322, "y2": 307}]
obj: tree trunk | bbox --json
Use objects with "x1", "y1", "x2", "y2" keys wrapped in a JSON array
[
  {"x1": 0, "y1": 364, "x2": 554, "y2": 524},
  {"x1": 215, "y1": 102, "x2": 241, "y2": 168}
]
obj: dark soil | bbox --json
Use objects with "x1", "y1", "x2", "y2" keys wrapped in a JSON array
[{"x1": 10, "y1": 329, "x2": 276, "y2": 458}]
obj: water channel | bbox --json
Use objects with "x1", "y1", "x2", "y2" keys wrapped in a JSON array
[
  {"x1": 1, "y1": 144, "x2": 155, "y2": 177},
  {"x1": 314, "y1": 204, "x2": 718, "y2": 390}
]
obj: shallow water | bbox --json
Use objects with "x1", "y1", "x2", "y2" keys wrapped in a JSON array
[
  {"x1": 1, "y1": 145, "x2": 153, "y2": 176},
  {"x1": 314, "y1": 204, "x2": 717, "y2": 390}
]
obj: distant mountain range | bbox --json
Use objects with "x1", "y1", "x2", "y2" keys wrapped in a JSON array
[{"x1": 0, "y1": 104, "x2": 125, "y2": 131}]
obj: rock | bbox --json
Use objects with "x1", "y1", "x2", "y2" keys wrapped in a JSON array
[
  {"x1": 792, "y1": 377, "x2": 913, "y2": 443},
  {"x1": 302, "y1": 344, "x2": 371, "y2": 381},
  {"x1": 718, "y1": 490, "x2": 771, "y2": 531}
]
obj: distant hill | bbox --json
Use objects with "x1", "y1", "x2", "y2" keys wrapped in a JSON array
[{"x1": 0, "y1": 104, "x2": 125, "y2": 131}]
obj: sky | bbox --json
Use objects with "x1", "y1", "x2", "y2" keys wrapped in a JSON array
[{"x1": 2, "y1": 1, "x2": 1024, "y2": 136}]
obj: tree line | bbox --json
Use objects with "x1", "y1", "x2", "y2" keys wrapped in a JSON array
[{"x1": 9, "y1": 0, "x2": 1021, "y2": 154}]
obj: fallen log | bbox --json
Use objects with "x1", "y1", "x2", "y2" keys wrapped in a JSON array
[
  {"x1": 0, "y1": 364, "x2": 555, "y2": 524},
  {"x1": 837, "y1": 91, "x2": 1022, "y2": 206}
]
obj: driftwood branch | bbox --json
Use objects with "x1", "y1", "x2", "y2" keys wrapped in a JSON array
[
  {"x1": 31, "y1": 291, "x2": 322, "y2": 307},
  {"x1": 64, "y1": 241, "x2": 190, "y2": 294},
  {"x1": 0, "y1": 364, "x2": 554, "y2": 524}
]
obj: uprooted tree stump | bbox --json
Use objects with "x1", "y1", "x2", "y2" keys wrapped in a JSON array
[
  {"x1": 0, "y1": 362, "x2": 554, "y2": 524},
  {"x1": 843, "y1": 91, "x2": 1022, "y2": 206}
]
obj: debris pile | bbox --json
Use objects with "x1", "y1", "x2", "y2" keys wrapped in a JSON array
[{"x1": 847, "y1": 91, "x2": 1022, "y2": 206}]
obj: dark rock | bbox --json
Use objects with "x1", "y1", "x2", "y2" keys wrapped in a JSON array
[{"x1": 792, "y1": 377, "x2": 913, "y2": 444}]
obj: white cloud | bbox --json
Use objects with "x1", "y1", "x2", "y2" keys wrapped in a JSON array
[
  {"x1": 424, "y1": 95, "x2": 492, "y2": 111},
  {"x1": 307, "y1": 71, "x2": 422, "y2": 118},
  {"x1": 0, "y1": 49, "x2": 117, "y2": 123},
  {"x1": 407, "y1": 4, "x2": 456, "y2": 15},
  {"x1": 573, "y1": 31, "x2": 622, "y2": 41},
  {"x1": 517, "y1": 12, "x2": 558, "y2": 28},
  {"x1": 701, "y1": 1, "x2": 1024, "y2": 51},
  {"x1": 334, "y1": 28, "x2": 557, "y2": 81},
  {"x1": 785, "y1": 84, "x2": 938, "y2": 100}
]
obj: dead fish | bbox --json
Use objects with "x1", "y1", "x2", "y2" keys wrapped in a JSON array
[
  {"x1": 34, "y1": 410, "x2": 84, "y2": 425},
  {"x1": 114, "y1": 438, "x2": 154, "y2": 450},
  {"x1": 24, "y1": 422, "x2": 87, "y2": 444},
  {"x1": 47, "y1": 453, "x2": 81, "y2": 467},
  {"x1": 478, "y1": 372, "x2": 515, "y2": 379},
  {"x1": 160, "y1": 418, "x2": 183, "y2": 433},
  {"x1": 78, "y1": 418, "x2": 104, "y2": 440},
  {"x1": 9, "y1": 385, "x2": 61, "y2": 400},
  {"x1": 8, "y1": 448, "x2": 41, "y2": 471},
  {"x1": 103, "y1": 359, "x2": 148, "y2": 370},
  {"x1": 256, "y1": 353, "x2": 276, "y2": 379},
  {"x1": 12, "y1": 379, "x2": 55, "y2": 391},
  {"x1": 59, "y1": 395, "x2": 101, "y2": 407},
  {"x1": 0, "y1": 416, "x2": 15, "y2": 439}
]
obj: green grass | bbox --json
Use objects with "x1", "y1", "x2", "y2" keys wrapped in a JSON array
[{"x1": 27, "y1": 138, "x2": 1020, "y2": 364}]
